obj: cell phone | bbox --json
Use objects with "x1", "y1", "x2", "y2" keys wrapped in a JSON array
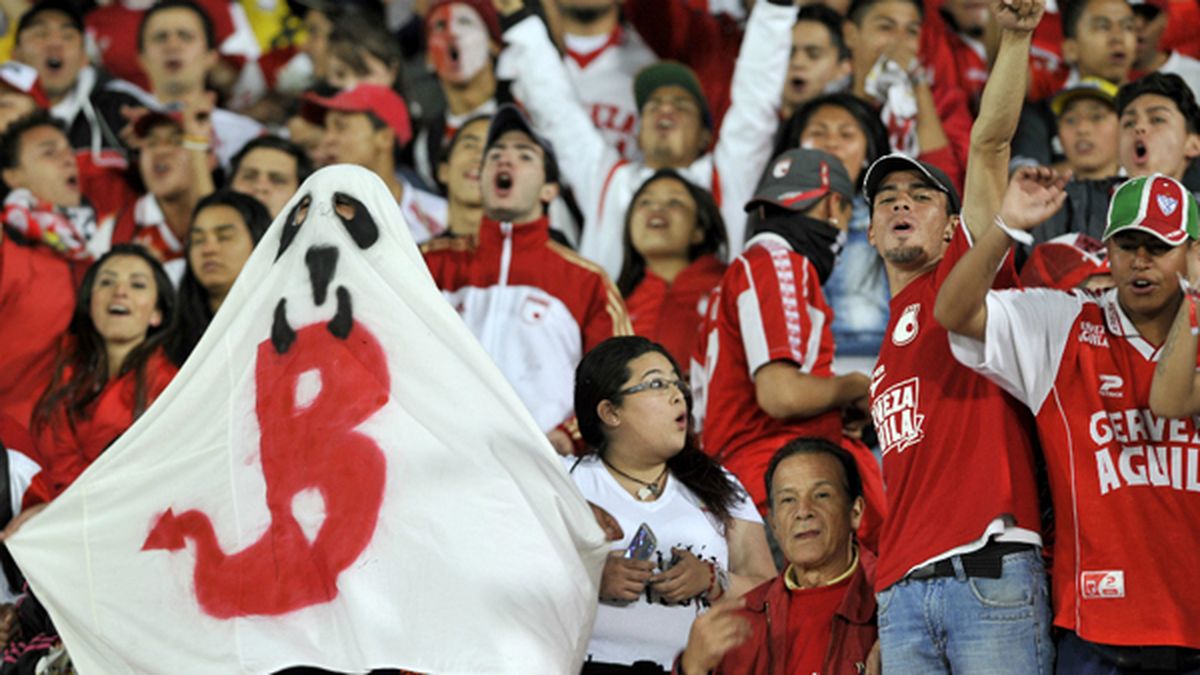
[{"x1": 623, "y1": 523, "x2": 657, "y2": 561}]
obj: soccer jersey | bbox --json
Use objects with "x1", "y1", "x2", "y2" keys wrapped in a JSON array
[
  {"x1": 950, "y1": 287, "x2": 1200, "y2": 649},
  {"x1": 691, "y1": 233, "x2": 840, "y2": 511},
  {"x1": 563, "y1": 25, "x2": 657, "y2": 160},
  {"x1": 869, "y1": 222, "x2": 1042, "y2": 592}
]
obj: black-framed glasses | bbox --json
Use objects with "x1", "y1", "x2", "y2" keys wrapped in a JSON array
[{"x1": 617, "y1": 377, "x2": 690, "y2": 397}]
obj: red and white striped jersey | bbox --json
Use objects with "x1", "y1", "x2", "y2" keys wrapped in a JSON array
[{"x1": 690, "y1": 233, "x2": 840, "y2": 510}]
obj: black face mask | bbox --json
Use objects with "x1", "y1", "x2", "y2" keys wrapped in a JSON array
[
  {"x1": 561, "y1": 5, "x2": 616, "y2": 24},
  {"x1": 749, "y1": 212, "x2": 844, "y2": 284}
]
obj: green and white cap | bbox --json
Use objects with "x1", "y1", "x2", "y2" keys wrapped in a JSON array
[{"x1": 1103, "y1": 173, "x2": 1200, "y2": 246}]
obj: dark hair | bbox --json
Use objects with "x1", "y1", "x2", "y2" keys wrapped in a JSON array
[
  {"x1": 439, "y1": 113, "x2": 492, "y2": 165},
  {"x1": 796, "y1": 4, "x2": 850, "y2": 61},
  {"x1": 167, "y1": 190, "x2": 271, "y2": 365},
  {"x1": 774, "y1": 93, "x2": 890, "y2": 188},
  {"x1": 33, "y1": 244, "x2": 178, "y2": 430},
  {"x1": 574, "y1": 336, "x2": 743, "y2": 526},
  {"x1": 615, "y1": 170, "x2": 726, "y2": 296},
  {"x1": 229, "y1": 135, "x2": 314, "y2": 187},
  {"x1": 764, "y1": 436, "x2": 863, "y2": 507},
  {"x1": 327, "y1": 13, "x2": 404, "y2": 88},
  {"x1": 1060, "y1": 0, "x2": 1090, "y2": 39},
  {"x1": 1117, "y1": 72, "x2": 1200, "y2": 134},
  {"x1": 847, "y1": 0, "x2": 923, "y2": 25},
  {"x1": 138, "y1": 0, "x2": 216, "y2": 53},
  {"x1": 0, "y1": 111, "x2": 64, "y2": 172}
]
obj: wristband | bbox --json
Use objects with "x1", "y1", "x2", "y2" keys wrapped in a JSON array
[
  {"x1": 182, "y1": 138, "x2": 210, "y2": 152},
  {"x1": 703, "y1": 561, "x2": 717, "y2": 600},
  {"x1": 994, "y1": 215, "x2": 1034, "y2": 246},
  {"x1": 1182, "y1": 274, "x2": 1200, "y2": 336}
]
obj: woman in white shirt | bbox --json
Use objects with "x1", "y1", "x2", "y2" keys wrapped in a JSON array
[{"x1": 571, "y1": 336, "x2": 776, "y2": 673}]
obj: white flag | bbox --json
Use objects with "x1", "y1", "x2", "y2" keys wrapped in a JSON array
[{"x1": 8, "y1": 165, "x2": 608, "y2": 674}]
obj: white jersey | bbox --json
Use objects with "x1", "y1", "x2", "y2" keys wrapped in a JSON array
[
  {"x1": 566, "y1": 455, "x2": 760, "y2": 669},
  {"x1": 397, "y1": 179, "x2": 449, "y2": 244},
  {"x1": 562, "y1": 25, "x2": 657, "y2": 160},
  {"x1": 498, "y1": 1, "x2": 791, "y2": 279}
]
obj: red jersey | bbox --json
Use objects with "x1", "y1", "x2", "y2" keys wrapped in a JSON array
[
  {"x1": 625, "y1": 254, "x2": 725, "y2": 374},
  {"x1": 86, "y1": 1, "x2": 237, "y2": 91},
  {"x1": 34, "y1": 348, "x2": 177, "y2": 500},
  {"x1": 951, "y1": 287, "x2": 1200, "y2": 649},
  {"x1": 786, "y1": 575, "x2": 852, "y2": 675},
  {"x1": 691, "y1": 234, "x2": 841, "y2": 511},
  {"x1": 0, "y1": 236, "x2": 75, "y2": 428},
  {"x1": 869, "y1": 223, "x2": 1042, "y2": 592}
]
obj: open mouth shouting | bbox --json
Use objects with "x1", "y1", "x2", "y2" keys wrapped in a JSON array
[
  {"x1": 493, "y1": 170, "x2": 513, "y2": 198},
  {"x1": 107, "y1": 303, "x2": 132, "y2": 317}
]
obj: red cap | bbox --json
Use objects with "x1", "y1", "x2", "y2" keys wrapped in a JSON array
[
  {"x1": 0, "y1": 61, "x2": 49, "y2": 109},
  {"x1": 301, "y1": 84, "x2": 413, "y2": 148},
  {"x1": 424, "y1": 0, "x2": 502, "y2": 43},
  {"x1": 132, "y1": 110, "x2": 185, "y2": 138},
  {"x1": 1020, "y1": 233, "x2": 1111, "y2": 290}
]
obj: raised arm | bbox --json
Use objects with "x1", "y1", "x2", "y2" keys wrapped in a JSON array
[
  {"x1": 711, "y1": 0, "x2": 793, "y2": 254},
  {"x1": 934, "y1": 166, "x2": 1068, "y2": 340},
  {"x1": 959, "y1": 0, "x2": 1043, "y2": 242},
  {"x1": 1150, "y1": 256, "x2": 1200, "y2": 417}
]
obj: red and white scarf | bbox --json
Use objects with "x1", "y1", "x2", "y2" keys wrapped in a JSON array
[{"x1": 3, "y1": 188, "x2": 99, "y2": 262}]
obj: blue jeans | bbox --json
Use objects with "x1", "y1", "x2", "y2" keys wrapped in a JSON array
[{"x1": 877, "y1": 548, "x2": 1053, "y2": 674}]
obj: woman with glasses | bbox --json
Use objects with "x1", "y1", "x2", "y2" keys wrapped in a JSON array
[{"x1": 570, "y1": 336, "x2": 775, "y2": 674}]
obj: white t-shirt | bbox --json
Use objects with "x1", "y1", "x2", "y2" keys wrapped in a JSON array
[{"x1": 566, "y1": 454, "x2": 761, "y2": 669}]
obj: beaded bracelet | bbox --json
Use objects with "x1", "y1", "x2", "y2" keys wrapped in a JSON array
[{"x1": 703, "y1": 561, "x2": 716, "y2": 599}]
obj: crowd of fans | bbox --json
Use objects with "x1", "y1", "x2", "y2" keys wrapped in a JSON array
[{"x1": 0, "y1": 0, "x2": 1196, "y2": 672}]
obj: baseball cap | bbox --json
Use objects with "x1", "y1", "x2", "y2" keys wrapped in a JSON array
[
  {"x1": 745, "y1": 149, "x2": 854, "y2": 213},
  {"x1": 1103, "y1": 173, "x2": 1200, "y2": 245},
  {"x1": 1052, "y1": 77, "x2": 1119, "y2": 117},
  {"x1": 863, "y1": 153, "x2": 961, "y2": 214},
  {"x1": 16, "y1": 0, "x2": 85, "y2": 38},
  {"x1": 0, "y1": 61, "x2": 49, "y2": 108},
  {"x1": 132, "y1": 110, "x2": 184, "y2": 138},
  {"x1": 634, "y1": 61, "x2": 713, "y2": 129},
  {"x1": 424, "y1": 0, "x2": 502, "y2": 43},
  {"x1": 1020, "y1": 233, "x2": 1111, "y2": 290},
  {"x1": 301, "y1": 84, "x2": 413, "y2": 147},
  {"x1": 485, "y1": 103, "x2": 559, "y2": 184}
]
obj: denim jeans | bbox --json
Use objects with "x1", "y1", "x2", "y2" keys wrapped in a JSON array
[{"x1": 877, "y1": 548, "x2": 1053, "y2": 674}]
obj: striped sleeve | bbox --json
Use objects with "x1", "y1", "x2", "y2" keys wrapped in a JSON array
[{"x1": 736, "y1": 249, "x2": 824, "y2": 377}]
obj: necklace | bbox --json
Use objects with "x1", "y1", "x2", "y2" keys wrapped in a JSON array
[{"x1": 602, "y1": 458, "x2": 668, "y2": 501}]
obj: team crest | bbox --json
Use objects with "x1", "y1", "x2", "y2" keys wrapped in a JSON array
[
  {"x1": 1158, "y1": 194, "x2": 1179, "y2": 216},
  {"x1": 891, "y1": 303, "x2": 920, "y2": 346},
  {"x1": 772, "y1": 157, "x2": 792, "y2": 178}
]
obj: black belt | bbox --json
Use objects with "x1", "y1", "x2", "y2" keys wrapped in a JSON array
[
  {"x1": 1086, "y1": 641, "x2": 1200, "y2": 671},
  {"x1": 907, "y1": 542, "x2": 1035, "y2": 580}
]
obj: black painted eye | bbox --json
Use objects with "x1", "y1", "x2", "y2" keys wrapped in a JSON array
[
  {"x1": 332, "y1": 192, "x2": 379, "y2": 250},
  {"x1": 276, "y1": 193, "x2": 311, "y2": 260}
]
